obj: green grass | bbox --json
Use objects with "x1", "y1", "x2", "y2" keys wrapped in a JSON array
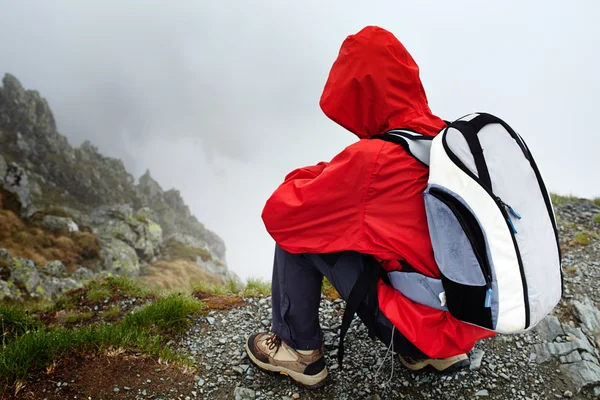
[
  {"x1": 101, "y1": 304, "x2": 121, "y2": 319},
  {"x1": 103, "y1": 275, "x2": 155, "y2": 299},
  {"x1": 573, "y1": 231, "x2": 593, "y2": 246},
  {"x1": 594, "y1": 214, "x2": 600, "y2": 224},
  {"x1": 51, "y1": 293, "x2": 77, "y2": 311},
  {"x1": 86, "y1": 287, "x2": 112, "y2": 302},
  {"x1": 0, "y1": 304, "x2": 42, "y2": 344},
  {"x1": 242, "y1": 278, "x2": 271, "y2": 298},
  {"x1": 551, "y1": 193, "x2": 584, "y2": 206},
  {"x1": 62, "y1": 310, "x2": 93, "y2": 324},
  {"x1": 594, "y1": 197, "x2": 600, "y2": 207},
  {"x1": 0, "y1": 292, "x2": 204, "y2": 390},
  {"x1": 123, "y1": 293, "x2": 203, "y2": 333},
  {"x1": 192, "y1": 276, "x2": 270, "y2": 298}
]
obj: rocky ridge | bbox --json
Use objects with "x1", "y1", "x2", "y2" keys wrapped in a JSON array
[{"x1": 0, "y1": 73, "x2": 232, "y2": 300}]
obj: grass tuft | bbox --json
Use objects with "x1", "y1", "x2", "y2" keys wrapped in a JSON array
[
  {"x1": 242, "y1": 278, "x2": 271, "y2": 298},
  {"x1": 123, "y1": 293, "x2": 204, "y2": 334},
  {"x1": 101, "y1": 304, "x2": 121, "y2": 320},
  {"x1": 86, "y1": 287, "x2": 112, "y2": 303},
  {"x1": 62, "y1": 310, "x2": 94, "y2": 324},
  {"x1": 105, "y1": 275, "x2": 155, "y2": 299},
  {"x1": 0, "y1": 304, "x2": 42, "y2": 344},
  {"x1": 572, "y1": 231, "x2": 593, "y2": 246}
]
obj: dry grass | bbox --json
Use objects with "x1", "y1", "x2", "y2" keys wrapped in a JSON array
[
  {"x1": 164, "y1": 241, "x2": 213, "y2": 263},
  {"x1": 140, "y1": 260, "x2": 223, "y2": 291},
  {"x1": 322, "y1": 277, "x2": 340, "y2": 301},
  {"x1": 0, "y1": 207, "x2": 101, "y2": 270}
]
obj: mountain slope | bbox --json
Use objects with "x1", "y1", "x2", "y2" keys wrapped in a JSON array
[{"x1": 0, "y1": 73, "x2": 233, "y2": 300}]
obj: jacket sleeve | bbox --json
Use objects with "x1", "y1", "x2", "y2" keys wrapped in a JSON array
[
  {"x1": 261, "y1": 142, "x2": 380, "y2": 254},
  {"x1": 282, "y1": 162, "x2": 328, "y2": 182}
]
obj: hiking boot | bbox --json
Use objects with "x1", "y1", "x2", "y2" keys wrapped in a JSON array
[
  {"x1": 398, "y1": 353, "x2": 470, "y2": 373},
  {"x1": 245, "y1": 332, "x2": 328, "y2": 388}
]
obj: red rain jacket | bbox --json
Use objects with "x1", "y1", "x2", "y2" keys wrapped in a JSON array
[{"x1": 262, "y1": 26, "x2": 495, "y2": 358}]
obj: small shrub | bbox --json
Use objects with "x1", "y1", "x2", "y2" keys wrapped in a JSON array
[
  {"x1": 594, "y1": 214, "x2": 600, "y2": 224},
  {"x1": 573, "y1": 231, "x2": 592, "y2": 246}
]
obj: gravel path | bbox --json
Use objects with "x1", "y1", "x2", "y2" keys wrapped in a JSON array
[{"x1": 175, "y1": 201, "x2": 600, "y2": 400}]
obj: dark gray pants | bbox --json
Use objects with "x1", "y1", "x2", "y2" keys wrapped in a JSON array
[{"x1": 270, "y1": 244, "x2": 426, "y2": 359}]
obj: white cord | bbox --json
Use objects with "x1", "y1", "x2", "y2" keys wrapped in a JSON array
[{"x1": 375, "y1": 325, "x2": 395, "y2": 387}]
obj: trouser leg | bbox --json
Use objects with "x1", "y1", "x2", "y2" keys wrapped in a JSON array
[
  {"x1": 270, "y1": 244, "x2": 324, "y2": 350},
  {"x1": 270, "y1": 243, "x2": 427, "y2": 359}
]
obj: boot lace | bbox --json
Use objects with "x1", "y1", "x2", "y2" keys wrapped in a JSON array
[{"x1": 265, "y1": 334, "x2": 282, "y2": 351}]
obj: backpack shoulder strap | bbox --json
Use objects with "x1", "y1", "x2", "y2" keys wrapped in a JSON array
[{"x1": 372, "y1": 129, "x2": 433, "y2": 167}]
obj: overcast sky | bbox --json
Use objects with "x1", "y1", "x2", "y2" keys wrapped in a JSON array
[{"x1": 0, "y1": 0, "x2": 598, "y2": 281}]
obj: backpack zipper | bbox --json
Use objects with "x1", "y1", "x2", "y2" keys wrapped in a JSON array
[{"x1": 495, "y1": 196, "x2": 522, "y2": 234}]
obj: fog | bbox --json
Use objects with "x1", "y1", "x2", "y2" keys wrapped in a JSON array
[{"x1": 1, "y1": 0, "x2": 598, "y2": 280}]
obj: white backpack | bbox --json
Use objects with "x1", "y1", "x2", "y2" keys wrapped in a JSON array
[{"x1": 374, "y1": 112, "x2": 563, "y2": 334}]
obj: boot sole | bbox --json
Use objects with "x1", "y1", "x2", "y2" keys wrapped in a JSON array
[
  {"x1": 398, "y1": 356, "x2": 470, "y2": 374},
  {"x1": 245, "y1": 341, "x2": 329, "y2": 389}
]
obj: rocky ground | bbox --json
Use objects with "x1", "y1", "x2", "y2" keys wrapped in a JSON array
[
  {"x1": 5, "y1": 199, "x2": 600, "y2": 400},
  {"x1": 170, "y1": 199, "x2": 600, "y2": 400},
  {"x1": 176, "y1": 295, "x2": 571, "y2": 400}
]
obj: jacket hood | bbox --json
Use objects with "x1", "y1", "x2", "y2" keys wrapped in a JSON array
[{"x1": 320, "y1": 26, "x2": 445, "y2": 138}]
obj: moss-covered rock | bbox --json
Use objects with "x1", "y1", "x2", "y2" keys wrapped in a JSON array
[
  {"x1": 9, "y1": 257, "x2": 40, "y2": 293},
  {"x1": 91, "y1": 204, "x2": 163, "y2": 266},
  {"x1": 43, "y1": 260, "x2": 67, "y2": 278},
  {"x1": 98, "y1": 237, "x2": 139, "y2": 276},
  {"x1": 39, "y1": 215, "x2": 79, "y2": 233},
  {"x1": 71, "y1": 266, "x2": 94, "y2": 283},
  {"x1": 0, "y1": 279, "x2": 16, "y2": 300}
]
